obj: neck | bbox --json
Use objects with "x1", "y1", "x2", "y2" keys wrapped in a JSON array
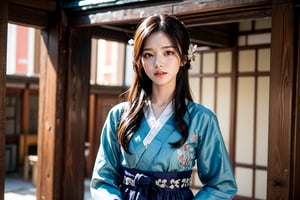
[{"x1": 150, "y1": 86, "x2": 174, "y2": 106}]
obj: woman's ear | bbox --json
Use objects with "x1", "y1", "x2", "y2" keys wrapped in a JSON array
[{"x1": 180, "y1": 56, "x2": 188, "y2": 67}]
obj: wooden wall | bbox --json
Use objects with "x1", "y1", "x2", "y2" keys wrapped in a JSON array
[
  {"x1": 268, "y1": 1, "x2": 298, "y2": 199},
  {"x1": 0, "y1": 0, "x2": 300, "y2": 200}
]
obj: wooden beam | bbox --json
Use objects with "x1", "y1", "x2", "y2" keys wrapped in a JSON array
[
  {"x1": 8, "y1": 3, "x2": 50, "y2": 28},
  {"x1": 8, "y1": 0, "x2": 56, "y2": 28},
  {"x1": 189, "y1": 26, "x2": 235, "y2": 47},
  {"x1": 90, "y1": 26, "x2": 132, "y2": 42},
  {"x1": 174, "y1": 0, "x2": 272, "y2": 25},
  {"x1": 67, "y1": 0, "x2": 271, "y2": 27},
  {"x1": 68, "y1": 4, "x2": 172, "y2": 27},
  {"x1": 268, "y1": 1, "x2": 294, "y2": 199},
  {"x1": 0, "y1": 0, "x2": 8, "y2": 199},
  {"x1": 180, "y1": 8, "x2": 272, "y2": 26},
  {"x1": 9, "y1": 0, "x2": 56, "y2": 12},
  {"x1": 66, "y1": 0, "x2": 271, "y2": 47}
]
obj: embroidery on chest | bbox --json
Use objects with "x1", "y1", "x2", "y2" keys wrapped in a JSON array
[{"x1": 176, "y1": 134, "x2": 197, "y2": 169}]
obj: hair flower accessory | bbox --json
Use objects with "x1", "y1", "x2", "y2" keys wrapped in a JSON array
[
  {"x1": 187, "y1": 44, "x2": 197, "y2": 61},
  {"x1": 128, "y1": 38, "x2": 134, "y2": 46}
]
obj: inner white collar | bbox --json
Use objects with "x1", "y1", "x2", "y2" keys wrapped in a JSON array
[
  {"x1": 144, "y1": 100, "x2": 173, "y2": 125},
  {"x1": 142, "y1": 100, "x2": 174, "y2": 147}
]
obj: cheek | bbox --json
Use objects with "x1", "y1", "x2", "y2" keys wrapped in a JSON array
[
  {"x1": 141, "y1": 63, "x2": 151, "y2": 77},
  {"x1": 141, "y1": 59, "x2": 153, "y2": 71}
]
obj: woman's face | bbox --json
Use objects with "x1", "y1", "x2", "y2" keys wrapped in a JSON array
[{"x1": 141, "y1": 31, "x2": 182, "y2": 91}]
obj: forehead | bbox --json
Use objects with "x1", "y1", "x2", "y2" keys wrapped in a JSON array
[{"x1": 143, "y1": 31, "x2": 174, "y2": 49}]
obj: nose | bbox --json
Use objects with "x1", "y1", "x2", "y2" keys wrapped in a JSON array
[
  {"x1": 155, "y1": 61, "x2": 163, "y2": 68},
  {"x1": 155, "y1": 56, "x2": 163, "y2": 68}
]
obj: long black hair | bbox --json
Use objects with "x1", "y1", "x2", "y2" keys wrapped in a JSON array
[{"x1": 118, "y1": 14, "x2": 194, "y2": 153}]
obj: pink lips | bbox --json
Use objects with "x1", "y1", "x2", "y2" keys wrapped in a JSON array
[{"x1": 154, "y1": 71, "x2": 167, "y2": 76}]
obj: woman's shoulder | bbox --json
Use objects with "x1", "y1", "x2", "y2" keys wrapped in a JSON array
[
  {"x1": 109, "y1": 102, "x2": 129, "y2": 114},
  {"x1": 186, "y1": 101, "x2": 220, "y2": 132},
  {"x1": 187, "y1": 101, "x2": 216, "y2": 116},
  {"x1": 186, "y1": 101, "x2": 219, "y2": 124}
]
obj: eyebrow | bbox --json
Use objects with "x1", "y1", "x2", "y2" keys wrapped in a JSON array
[{"x1": 143, "y1": 45, "x2": 176, "y2": 51}]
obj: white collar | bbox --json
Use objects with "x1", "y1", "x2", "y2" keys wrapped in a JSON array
[{"x1": 142, "y1": 100, "x2": 174, "y2": 147}]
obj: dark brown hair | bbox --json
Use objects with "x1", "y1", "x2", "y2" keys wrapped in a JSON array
[{"x1": 118, "y1": 14, "x2": 193, "y2": 153}]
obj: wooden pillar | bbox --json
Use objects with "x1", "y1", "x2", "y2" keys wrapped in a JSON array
[
  {"x1": 0, "y1": 0, "x2": 8, "y2": 200},
  {"x1": 61, "y1": 27, "x2": 90, "y2": 200},
  {"x1": 20, "y1": 86, "x2": 30, "y2": 165},
  {"x1": 37, "y1": 10, "x2": 90, "y2": 200},
  {"x1": 87, "y1": 94, "x2": 96, "y2": 176},
  {"x1": 36, "y1": 10, "x2": 67, "y2": 200},
  {"x1": 268, "y1": 0, "x2": 295, "y2": 199},
  {"x1": 292, "y1": 5, "x2": 300, "y2": 199}
]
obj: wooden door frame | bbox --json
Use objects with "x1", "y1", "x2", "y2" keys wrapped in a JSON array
[
  {"x1": 0, "y1": 0, "x2": 8, "y2": 199},
  {"x1": 0, "y1": 1, "x2": 300, "y2": 200},
  {"x1": 37, "y1": 15, "x2": 91, "y2": 199},
  {"x1": 268, "y1": 0, "x2": 299, "y2": 199},
  {"x1": 293, "y1": 7, "x2": 300, "y2": 199}
]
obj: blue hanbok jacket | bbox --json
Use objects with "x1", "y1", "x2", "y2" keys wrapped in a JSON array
[{"x1": 91, "y1": 101, "x2": 237, "y2": 199}]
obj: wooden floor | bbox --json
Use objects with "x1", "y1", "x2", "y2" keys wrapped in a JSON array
[{"x1": 4, "y1": 170, "x2": 91, "y2": 200}]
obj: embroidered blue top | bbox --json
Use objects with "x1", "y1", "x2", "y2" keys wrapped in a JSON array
[{"x1": 90, "y1": 101, "x2": 237, "y2": 199}]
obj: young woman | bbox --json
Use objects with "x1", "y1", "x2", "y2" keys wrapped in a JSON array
[{"x1": 90, "y1": 14, "x2": 237, "y2": 200}]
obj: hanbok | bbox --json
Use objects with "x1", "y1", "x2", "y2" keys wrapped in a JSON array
[{"x1": 90, "y1": 101, "x2": 237, "y2": 200}]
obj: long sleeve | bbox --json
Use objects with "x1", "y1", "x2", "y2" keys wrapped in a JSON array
[
  {"x1": 193, "y1": 113, "x2": 237, "y2": 199},
  {"x1": 90, "y1": 104, "x2": 125, "y2": 200}
]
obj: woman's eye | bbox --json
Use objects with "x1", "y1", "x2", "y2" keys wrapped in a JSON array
[
  {"x1": 142, "y1": 52, "x2": 153, "y2": 58},
  {"x1": 165, "y1": 50, "x2": 175, "y2": 56}
]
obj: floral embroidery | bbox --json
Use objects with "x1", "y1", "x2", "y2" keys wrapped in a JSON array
[
  {"x1": 181, "y1": 178, "x2": 191, "y2": 188},
  {"x1": 177, "y1": 134, "x2": 197, "y2": 169},
  {"x1": 169, "y1": 179, "x2": 180, "y2": 189},
  {"x1": 154, "y1": 178, "x2": 190, "y2": 189},
  {"x1": 124, "y1": 176, "x2": 190, "y2": 189},
  {"x1": 156, "y1": 179, "x2": 168, "y2": 188}
]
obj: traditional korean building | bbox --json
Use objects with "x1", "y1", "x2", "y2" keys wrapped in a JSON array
[{"x1": 0, "y1": 0, "x2": 299, "y2": 199}]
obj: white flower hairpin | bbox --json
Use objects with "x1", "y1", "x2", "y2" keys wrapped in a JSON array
[
  {"x1": 128, "y1": 39, "x2": 134, "y2": 46},
  {"x1": 187, "y1": 44, "x2": 197, "y2": 61}
]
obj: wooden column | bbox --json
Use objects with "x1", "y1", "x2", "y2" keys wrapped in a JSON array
[
  {"x1": 268, "y1": 0, "x2": 295, "y2": 199},
  {"x1": 36, "y1": 10, "x2": 67, "y2": 200},
  {"x1": 61, "y1": 27, "x2": 90, "y2": 200},
  {"x1": 20, "y1": 86, "x2": 30, "y2": 165},
  {"x1": 37, "y1": 11, "x2": 90, "y2": 200},
  {"x1": 87, "y1": 94, "x2": 96, "y2": 176},
  {"x1": 0, "y1": 0, "x2": 8, "y2": 200},
  {"x1": 292, "y1": 5, "x2": 300, "y2": 199}
]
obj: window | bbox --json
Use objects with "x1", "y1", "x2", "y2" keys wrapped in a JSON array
[
  {"x1": 189, "y1": 19, "x2": 271, "y2": 199},
  {"x1": 5, "y1": 93, "x2": 21, "y2": 135},
  {"x1": 90, "y1": 38, "x2": 128, "y2": 86},
  {"x1": 6, "y1": 24, "x2": 40, "y2": 76}
]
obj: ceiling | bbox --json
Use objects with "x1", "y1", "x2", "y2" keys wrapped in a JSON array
[
  {"x1": 8, "y1": 0, "x2": 271, "y2": 48},
  {"x1": 62, "y1": 0, "x2": 247, "y2": 48}
]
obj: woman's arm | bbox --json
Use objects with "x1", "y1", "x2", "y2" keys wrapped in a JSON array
[
  {"x1": 194, "y1": 113, "x2": 237, "y2": 200},
  {"x1": 90, "y1": 104, "x2": 125, "y2": 200}
]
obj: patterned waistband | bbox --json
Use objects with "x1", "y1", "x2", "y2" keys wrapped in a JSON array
[{"x1": 122, "y1": 168, "x2": 192, "y2": 190}]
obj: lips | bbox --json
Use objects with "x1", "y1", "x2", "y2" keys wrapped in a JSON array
[{"x1": 154, "y1": 71, "x2": 167, "y2": 76}]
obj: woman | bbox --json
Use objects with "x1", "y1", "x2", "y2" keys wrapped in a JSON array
[{"x1": 90, "y1": 14, "x2": 237, "y2": 200}]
